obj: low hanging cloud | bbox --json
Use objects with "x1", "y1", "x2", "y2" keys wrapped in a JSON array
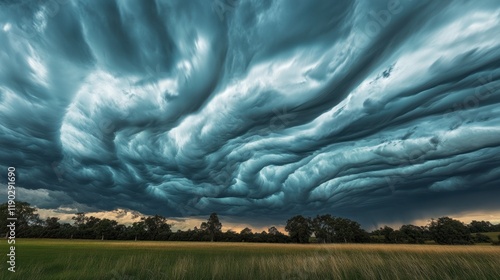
[{"x1": 1, "y1": 0, "x2": 500, "y2": 228}]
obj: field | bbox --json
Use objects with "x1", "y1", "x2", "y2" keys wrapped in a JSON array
[
  {"x1": 480, "y1": 232, "x2": 500, "y2": 242},
  {"x1": 1, "y1": 239, "x2": 500, "y2": 280}
]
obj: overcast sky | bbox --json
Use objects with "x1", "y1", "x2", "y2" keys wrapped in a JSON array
[{"x1": 1, "y1": 0, "x2": 500, "y2": 229}]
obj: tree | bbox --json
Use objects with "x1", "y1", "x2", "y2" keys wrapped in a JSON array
[
  {"x1": 379, "y1": 226, "x2": 395, "y2": 243},
  {"x1": 43, "y1": 217, "x2": 61, "y2": 238},
  {"x1": 221, "y1": 229, "x2": 240, "y2": 242},
  {"x1": 468, "y1": 220, "x2": 493, "y2": 233},
  {"x1": 45, "y1": 217, "x2": 61, "y2": 229},
  {"x1": 331, "y1": 217, "x2": 369, "y2": 243},
  {"x1": 141, "y1": 215, "x2": 172, "y2": 240},
  {"x1": 240, "y1": 227, "x2": 253, "y2": 242},
  {"x1": 429, "y1": 217, "x2": 473, "y2": 245},
  {"x1": 312, "y1": 214, "x2": 336, "y2": 243},
  {"x1": 268, "y1": 226, "x2": 279, "y2": 235},
  {"x1": 115, "y1": 224, "x2": 128, "y2": 240},
  {"x1": 399, "y1": 224, "x2": 425, "y2": 244},
  {"x1": 266, "y1": 226, "x2": 289, "y2": 243},
  {"x1": 131, "y1": 221, "x2": 146, "y2": 241},
  {"x1": 285, "y1": 215, "x2": 312, "y2": 243},
  {"x1": 205, "y1": 213, "x2": 222, "y2": 242},
  {"x1": 83, "y1": 216, "x2": 101, "y2": 239},
  {"x1": 240, "y1": 227, "x2": 253, "y2": 235},
  {"x1": 71, "y1": 213, "x2": 97, "y2": 239},
  {"x1": 0, "y1": 201, "x2": 42, "y2": 238},
  {"x1": 85, "y1": 216, "x2": 101, "y2": 228},
  {"x1": 59, "y1": 223, "x2": 76, "y2": 239},
  {"x1": 94, "y1": 219, "x2": 118, "y2": 240},
  {"x1": 72, "y1": 213, "x2": 86, "y2": 228}
]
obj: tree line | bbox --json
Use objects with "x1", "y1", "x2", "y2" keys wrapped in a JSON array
[
  {"x1": 287, "y1": 214, "x2": 500, "y2": 245},
  {"x1": 1, "y1": 202, "x2": 499, "y2": 245}
]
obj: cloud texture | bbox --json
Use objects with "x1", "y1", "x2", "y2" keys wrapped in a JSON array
[{"x1": 1, "y1": 0, "x2": 500, "y2": 226}]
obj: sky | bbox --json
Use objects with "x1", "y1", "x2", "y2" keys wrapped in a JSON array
[{"x1": 1, "y1": 0, "x2": 500, "y2": 231}]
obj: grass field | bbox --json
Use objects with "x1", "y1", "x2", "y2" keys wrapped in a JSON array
[
  {"x1": 480, "y1": 232, "x2": 500, "y2": 242},
  {"x1": 1, "y1": 239, "x2": 500, "y2": 280}
]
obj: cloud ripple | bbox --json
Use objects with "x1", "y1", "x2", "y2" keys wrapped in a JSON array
[{"x1": 1, "y1": 0, "x2": 500, "y2": 226}]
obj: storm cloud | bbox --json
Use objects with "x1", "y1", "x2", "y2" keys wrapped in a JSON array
[{"x1": 1, "y1": 0, "x2": 500, "y2": 227}]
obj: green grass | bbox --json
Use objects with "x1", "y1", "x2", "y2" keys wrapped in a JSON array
[
  {"x1": 1, "y1": 239, "x2": 500, "y2": 279},
  {"x1": 479, "y1": 232, "x2": 500, "y2": 241}
]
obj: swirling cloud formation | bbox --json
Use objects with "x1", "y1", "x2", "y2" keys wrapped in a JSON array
[{"x1": 1, "y1": 0, "x2": 500, "y2": 226}]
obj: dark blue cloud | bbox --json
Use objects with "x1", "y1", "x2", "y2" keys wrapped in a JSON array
[{"x1": 1, "y1": 0, "x2": 500, "y2": 227}]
